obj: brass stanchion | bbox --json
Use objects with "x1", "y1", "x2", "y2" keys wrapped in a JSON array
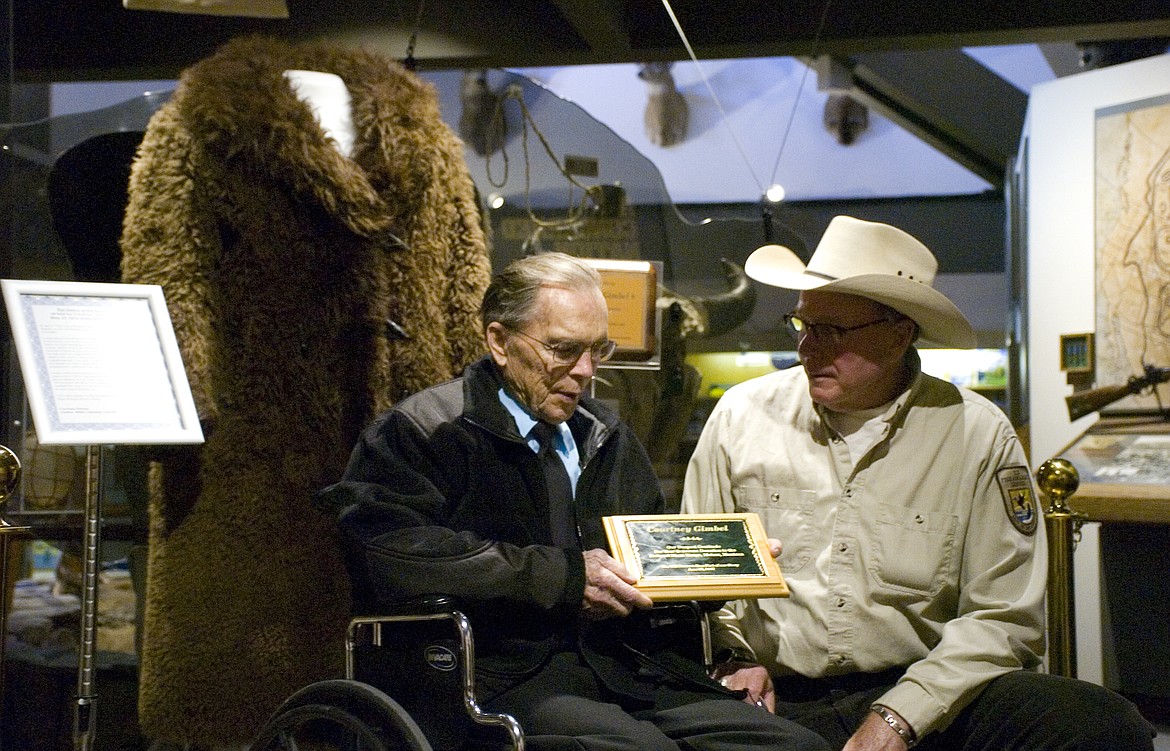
[
  {"x1": 0, "y1": 444, "x2": 32, "y2": 748},
  {"x1": 1036, "y1": 458, "x2": 1084, "y2": 678}
]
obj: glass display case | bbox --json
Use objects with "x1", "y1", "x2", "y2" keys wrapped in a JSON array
[{"x1": 2, "y1": 91, "x2": 172, "y2": 538}]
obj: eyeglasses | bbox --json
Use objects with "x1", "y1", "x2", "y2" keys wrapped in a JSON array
[
  {"x1": 506, "y1": 326, "x2": 618, "y2": 365},
  {"x1": 783, "y1": 312, "x2": 896, "y2": 345}
]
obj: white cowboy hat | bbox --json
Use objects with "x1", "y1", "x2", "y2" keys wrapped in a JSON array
[{"x1": 744, "y1": 215, "x2": 976, "y2": 349}]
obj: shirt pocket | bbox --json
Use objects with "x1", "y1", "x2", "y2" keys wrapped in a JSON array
[
  {"x1": 868, "y1": 502, "x2": 957, "y2": 596},
  {"x1": 731, "y1": 485, "x2": 816, "y2": 574}
]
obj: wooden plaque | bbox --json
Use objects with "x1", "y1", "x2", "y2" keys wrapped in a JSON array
[{"x1": 603, "y1": 513, "x2": 789, "y2": 601}]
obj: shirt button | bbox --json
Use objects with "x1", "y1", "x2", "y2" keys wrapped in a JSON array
[
  {"x1": 836, "y1": 655, "x2": 847, "y2": 665},
  {"x1": 836, "y1": 598, "x2": 846, "y2": 608},
  {"x1": 838, "y1": 543, "x2": 848, "y2": 553}
]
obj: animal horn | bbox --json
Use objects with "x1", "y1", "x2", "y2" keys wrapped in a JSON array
[{"x1": 689, "y1": 259, "x2": 757, "y2": 338}]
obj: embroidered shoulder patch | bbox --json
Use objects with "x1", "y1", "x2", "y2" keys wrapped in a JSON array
[{"x1": 996, "y1": 465, "x2": 1038, "y2": 536}]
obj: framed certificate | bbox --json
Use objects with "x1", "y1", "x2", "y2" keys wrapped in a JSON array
[
  {"x1": 2, "y1": 279, "x2": 204, "y2": 445},
  {"x1": 603, "y1": 513, "x2": 789, "y2": 601}
]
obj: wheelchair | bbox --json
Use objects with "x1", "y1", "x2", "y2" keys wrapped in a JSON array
[{"x1": 248, "y1": 596, "x2": 715, "y2": 751}]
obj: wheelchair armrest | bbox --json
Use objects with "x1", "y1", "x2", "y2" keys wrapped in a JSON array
[
  {"x1": 361, "y1": 593, "x2": 460, "y2": 617},
  {"x1": 344, "y1": 596, "x2": 523, "y2": 751},
  {"x1": 643, "y1": 600, "x2": 715, "y2": 668}
]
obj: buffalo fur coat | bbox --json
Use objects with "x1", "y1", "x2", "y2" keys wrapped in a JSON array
[{"x1": 119, "y1": 36, "x2": 490, "y2": 745}]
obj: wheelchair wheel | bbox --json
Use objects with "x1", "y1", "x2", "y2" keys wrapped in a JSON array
[{"x1": 250, "y1": 679, "x2": 433, "y2": 751}]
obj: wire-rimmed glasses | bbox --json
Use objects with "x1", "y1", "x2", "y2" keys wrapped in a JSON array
[{"x1": 506, "y1": 326, "x2": 618, "y2": 365}]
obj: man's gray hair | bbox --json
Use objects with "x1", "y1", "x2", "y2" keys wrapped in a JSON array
[{"x1": 480, "y1": 252, "x2": 603, "y2": 331}]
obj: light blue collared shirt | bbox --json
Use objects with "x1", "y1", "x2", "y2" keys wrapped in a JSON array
[{"x1": 499, "y1": 387, "x2": 582, "y2": 496}]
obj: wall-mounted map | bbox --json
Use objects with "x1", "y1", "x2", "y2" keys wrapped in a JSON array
[{"x1": 1095, "y1": 94, "x2": 1170, "y2": 412}]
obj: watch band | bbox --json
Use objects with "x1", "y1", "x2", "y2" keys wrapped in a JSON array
[
  {"x1": 713, "y1": 647, "x2": 757, "y2": 665},
  {"x1": 872, "y1": 704, "x2": 918, "y2": 748}
]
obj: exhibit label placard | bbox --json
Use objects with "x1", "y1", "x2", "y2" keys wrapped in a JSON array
[
  {"x1": 2, "y1": 279, "x2": 203, "y2": 445},
  {"x1": 603, "y1": 513, "x2": 789, "y2": 601},
  {"x1": 584, "y1": 259, "x2": 658, "y2": 363}
]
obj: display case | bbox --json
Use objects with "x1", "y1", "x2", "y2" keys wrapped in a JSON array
[
  {"x1": 2, "y1": 91, "x2": 172, "y2": 543},
  {"x1": 1057, "y1": 417, "x2": 1170, "y2": 524}
]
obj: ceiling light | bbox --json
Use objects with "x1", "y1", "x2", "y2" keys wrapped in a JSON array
[
  {"x1": 764, "y1": 184, "x2": 786, "y2": 203},
  {"x1": 123, "y1": 0, "x2": 289, "y2": 18}
]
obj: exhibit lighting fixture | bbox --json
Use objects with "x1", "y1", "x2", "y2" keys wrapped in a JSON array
[
  {"x1": 765, "y1": 184, "x2": 786, "y2": 203},
  {"x1": 123, "y1": 0, "x2": 289, "y2": 18}
]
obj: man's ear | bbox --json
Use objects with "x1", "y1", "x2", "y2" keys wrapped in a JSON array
[
  {"x1": 485, "y1": 322, "x2": 509, "y2": 368},
  {"x1": 895, "y1": 317, "x2": 919, "y2": 348}
]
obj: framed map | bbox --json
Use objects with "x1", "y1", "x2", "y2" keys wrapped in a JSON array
[{"x1": 1094, "y1": 94, "x2": 1170, "y2": 413}]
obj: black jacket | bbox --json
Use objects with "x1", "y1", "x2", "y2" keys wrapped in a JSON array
[{"x1": 323, "y1": 357, "x2": 715, "y2": 701}]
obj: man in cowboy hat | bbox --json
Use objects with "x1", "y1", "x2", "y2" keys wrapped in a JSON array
[{"x1": 681, "y1": 217, "x2": 1153, "y2": 750}]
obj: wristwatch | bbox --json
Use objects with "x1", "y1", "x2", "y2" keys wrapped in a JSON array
[{"x1": 872, "y1": 704, "x2": 918, "y2": 748}]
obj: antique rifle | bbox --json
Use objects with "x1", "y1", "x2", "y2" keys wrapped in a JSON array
[{"x1": 1065, "y1": 364, "x2": 1170, "y2": 421}]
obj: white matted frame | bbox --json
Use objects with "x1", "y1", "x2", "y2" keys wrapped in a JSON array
[{"x1": 2, "y1": 279, "x2": 203, "y2": 445}]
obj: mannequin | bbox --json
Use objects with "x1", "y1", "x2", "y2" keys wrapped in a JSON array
[
  {"x1": 282, "y1": 69, "x2": 356, "y2": 157},
  {"x1": 120, "y1": 36, "x2": 490, "y2": 746}
]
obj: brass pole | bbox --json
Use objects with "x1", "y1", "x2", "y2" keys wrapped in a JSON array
[
  {"x1": 1035, "y1": 458, "x2": 1083, "y2": 678},
  {"x1": 0, "y1": 444, "x2": 31, "y2": 746}
]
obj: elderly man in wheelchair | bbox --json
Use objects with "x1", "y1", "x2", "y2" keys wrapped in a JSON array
[{"x1": 256, "y1": 253, "x2": 827, "y2": 751}]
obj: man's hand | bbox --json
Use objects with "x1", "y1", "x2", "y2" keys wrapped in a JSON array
[
  {"x1": 581, "y1": 548, "x2": 653, "y2": 619},
  {"x1": 710, "y1": 660, "x2": 775, "y2": 712},
  {"x1": 842, "y1": 708, "x2": 912, "y2": 751}
]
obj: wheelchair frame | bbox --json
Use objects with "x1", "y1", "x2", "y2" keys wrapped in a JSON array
[
  {"x1": 347, "y1": 610, "x2": 525, "y2": 751},
  {"x1": 252, "y1": 599, "x2": 714, "y2": 751}
]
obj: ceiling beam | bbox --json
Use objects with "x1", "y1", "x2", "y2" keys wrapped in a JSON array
[
  {"x1": 547, "y1": 0, "x2": 631, "y2": 57},
  {"x1": 842, "y1": 49, "x2": 1028, "y2": 186}
]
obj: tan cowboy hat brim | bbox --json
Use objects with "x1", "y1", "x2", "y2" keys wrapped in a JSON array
[{"x1": 746, "y1": 243, "x2": 977, "y2": 349}]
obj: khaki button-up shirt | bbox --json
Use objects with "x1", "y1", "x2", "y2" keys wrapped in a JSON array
[{"x1": 681, "y1": 354, "x2": 1046, "y2": 738}]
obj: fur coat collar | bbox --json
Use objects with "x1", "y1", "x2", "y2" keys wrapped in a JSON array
[{"x1": 174, "y1": 34, "x2": 437, "y2": 239}]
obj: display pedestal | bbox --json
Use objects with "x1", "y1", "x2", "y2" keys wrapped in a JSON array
[
  {"x1": 1047, "y1": 416, "x2": 1170, "y2": 689},
  {"x1": 2, "y1": 644, "x2": 142, "y2": 751}
]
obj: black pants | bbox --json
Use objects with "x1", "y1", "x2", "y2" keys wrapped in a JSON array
[
  {"x1": 485, "y1": 650, "x2": 830, "y2": 751},
  {"x1": 773, "y1": 669, "x2": 1156, "y2": 750}
]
